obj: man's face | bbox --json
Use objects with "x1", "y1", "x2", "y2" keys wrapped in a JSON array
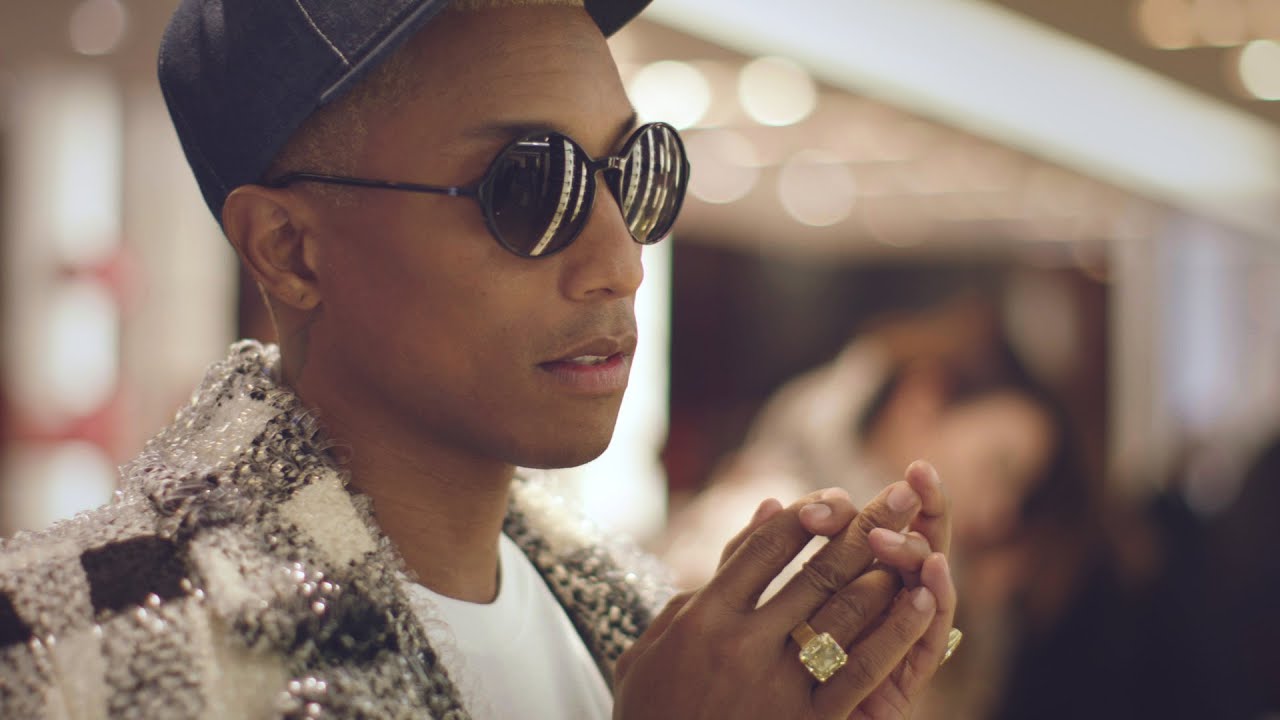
[{"x1": 299, "y1": 5, "x2": 642, "y2": 470}]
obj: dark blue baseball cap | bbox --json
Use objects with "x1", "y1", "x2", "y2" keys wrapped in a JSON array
[{"x1": 158, "y1": 0, "x2": 651, "y2": 224}]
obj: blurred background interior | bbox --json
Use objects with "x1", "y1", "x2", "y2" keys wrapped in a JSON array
[{"x1": 1, "y1": 0, "x2": 1278, "y2": 717}]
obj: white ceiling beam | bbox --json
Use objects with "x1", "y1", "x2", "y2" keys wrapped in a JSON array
[{"x1": 646, "y1": 0, "x2": 1280, "y2": 240}]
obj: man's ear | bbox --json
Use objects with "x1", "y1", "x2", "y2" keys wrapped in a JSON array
[{"x1": 222, "y1": 185, "x2": 322, "y2": 311}]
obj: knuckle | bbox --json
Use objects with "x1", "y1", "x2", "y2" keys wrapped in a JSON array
[
  {"x1": 896, "y1": 656, "x2": 926, "y2": 699},
  {"x1": 853, "y1": 506, "x2": 889, "y2": 536},
  {"x1": 718, "y1": 545, "x2": 735, "y2": 567},
  {"x1": 799, "y1": 488, "x2": 833, "y2": 505},
  {"x1": 668, "y1": 590, "x2": 696, "y2": 608},
  {"x1": 889, "y1": 604, "x2": 929, "y2": 643},
  {"x1": 797, "y1": 554, "x2": 845, "y2": 596},
  {"x1": 739, "y1": 529, "x2": 794, "y2": 569},
  {"x1": 846, "y1": 649, "x2": 884, "y2": 691},
  {"x1": 671, "y1": 603, "x2": 716, "y2": 638},
  {"x1": 825, "y1": 588, "x2": 873, "y2": 634}
]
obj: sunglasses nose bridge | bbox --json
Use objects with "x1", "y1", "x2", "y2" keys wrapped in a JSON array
[{"x1": 592, "y1": 156, "x2": 627, "y2": 207}]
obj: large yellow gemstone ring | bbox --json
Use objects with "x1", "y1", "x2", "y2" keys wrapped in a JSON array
[{"x1": 790, "y1": 621, "x2": 847, "y2": 683}]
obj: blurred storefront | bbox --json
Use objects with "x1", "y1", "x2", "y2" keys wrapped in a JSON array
[
  {"x1": 0, "y1": 0, "x2": 1276, "y2": 542},
  {"x1": 0, "y1": 1, "x2": 234, "y2": 534}
]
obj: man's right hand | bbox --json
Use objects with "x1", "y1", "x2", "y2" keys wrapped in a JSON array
[{"x1": 615, "y1": 463, "x2": 955, "y2": 719}]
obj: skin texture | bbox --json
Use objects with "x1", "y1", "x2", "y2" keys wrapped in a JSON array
[
  {"x1": 616, "y1": 463, "x2": 957, "y2": 720},
  {"x1": 219, "y1": 5, "x2": 956, "y2": 718},
  {"x1": 226, "y1": 7, "x2": 642, "y2": 601}
]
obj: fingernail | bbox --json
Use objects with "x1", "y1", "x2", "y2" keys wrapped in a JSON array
[
  {"x1": 819, "y1": 487, "x2": 850, "y2": 503},
  {"x1": 752, "y1": 498, "x2": 781, "y2": 523},
  {"x1": 888, "y1": 483, "x2": 919, "y2": 513},
  {"x1": 800, "y1": 503, "x2": 833, "y2": 523},
  {"x1": 912, "y1": 587, "x2": 935, "y2": 612},
  {"x1": 875, "y1": 529, "x2": 906, "y2": 547}
]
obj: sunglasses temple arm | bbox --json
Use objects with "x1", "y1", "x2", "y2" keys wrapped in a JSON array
[{"x1": 268, "y1": 172, "x2": 479, "y2": 198}]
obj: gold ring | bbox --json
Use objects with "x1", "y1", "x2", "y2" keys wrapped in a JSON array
[
  {"x1": 790, "y1": 621, "x2": 847, "y2": 683},
  {"x1": 940, "y1": 628, "x2": 963, "y2": 667}
]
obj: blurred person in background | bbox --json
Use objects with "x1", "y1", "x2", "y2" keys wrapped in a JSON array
[
  {"x1": 0, "y1": 0, "x2": 961, "y2": 717},
  {"x1": 663, "y1": 294, "x2": 1035, "y2": 583},
  {"x1": 1111, "y1": 432, "x2": 1280, "y2": 720},
  {"x1": 1204, "y1": 433, "x2": 1280, "y2": 718},
  {"x1": 662, "y1": 292, "x2": 1118, "y2": 718}
]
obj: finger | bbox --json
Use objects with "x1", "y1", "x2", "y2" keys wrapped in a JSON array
[
  {"x1": 718, "y1": 498, "x2": 784, "y2": 568},
  {"x1": 867, "y1": 529, "x2": 933, "y2": 574},
  {"x1": 760, "y1": 480, "x2": 922, "y2": 624},
  {"x1": 614, "y1": 590, "x2": 695, "y2": 683},
  {"x1": 707, "y1": 488, "x2": 859, "y2": 612},
  {"x1": 813, "y1": 586, "x2": 935, "y2": 719},
  {"x1": 798, "y1": 488, "x2": 858, "y2": 537},
  {"x1": 868, "y1": 528, "x2": 933, "y2": 590},
  {"x1": 904, "y1": 460, "x2": 951, "y2": 557},
  {"x1": 803, "y1": 566, "x2": 901, "y2": 650},
  {"x1": 891, "y1": 553, "x2": 958, "y2": 699},
  {"x1": 716, "y1": 489, "x2": 856, "y2": 569}
]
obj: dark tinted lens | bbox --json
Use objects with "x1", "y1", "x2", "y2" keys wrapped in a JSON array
[
  {"x1": 481, "y1": 134, "x2": 593, "y2": 257},
  {"x1": 616, "y1": 124, "x2": 688, "y2": 244}
]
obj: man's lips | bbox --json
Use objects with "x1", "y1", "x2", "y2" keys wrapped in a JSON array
[
  {"x1": 537, "y1": 336, "x2": 636, "y2": 395},
  {"x1": 540, "y1": 336, "x2": 637, "y2": 366}
]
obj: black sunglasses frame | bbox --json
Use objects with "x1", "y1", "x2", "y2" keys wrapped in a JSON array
[{"x1": 267, "y1": 121, "x2": 689, "y2": 258}]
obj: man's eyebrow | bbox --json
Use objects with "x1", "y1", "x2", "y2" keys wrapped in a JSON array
[{"x1": 463, "y1": 109, "x2": 641, "y2": 150}]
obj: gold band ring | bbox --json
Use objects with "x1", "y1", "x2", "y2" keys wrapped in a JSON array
[
  {"x1": 940, "y1": 628, "x2": 963, "y2": 667},
  {"x1": 790, "y1": 621, "x2": 847, "y2": 683}
]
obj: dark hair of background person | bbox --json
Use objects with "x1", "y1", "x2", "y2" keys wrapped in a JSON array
[{"x1": 1205, "y1": 435, "x2": 1280, "y2": 717}]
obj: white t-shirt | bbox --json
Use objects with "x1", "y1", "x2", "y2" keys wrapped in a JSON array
[{"x1": 402, "y1": 534, "x2": 613, "y2": 720}]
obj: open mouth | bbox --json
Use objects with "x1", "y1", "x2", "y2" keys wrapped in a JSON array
[{"x1": 537, "y1": 352, "x2": 631, "y2": 394}]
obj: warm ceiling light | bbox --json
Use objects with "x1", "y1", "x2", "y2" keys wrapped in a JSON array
[
  {"x1": 688, "y1": 60, "x2": 741, "y2": 127},
  {"x1": 1238, "y1": 39, "x2": 1280, "y2": 99},
  {"x1": 628, "y1": 60, "x2": 711, "y2": 130},
  {"x1": 1191, "y1": 0, "x2": 1249, "y2": 47},
  {"x1": 777, "y1": 150, "x2": 856, "y2": 226},
  {"x1": 69, "y1": 0, "x2": 128, "y2": 56},
  {"x1": 738, "y1": 56, "x2": 817, "y2": 126},
  {"x1": 1133, "y1": 0, "x2": 1197, "y2": 49},
  {"x1": 685, "y1": 129, "x2": 761, "y2": 204},
  {"x1": 649, "y1": 0, "x2": 1280, "y2": 239}
]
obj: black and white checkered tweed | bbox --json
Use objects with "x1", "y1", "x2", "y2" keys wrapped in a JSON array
[{"x1": 0, "y1": 341, "x2": 669, "y2": 719}]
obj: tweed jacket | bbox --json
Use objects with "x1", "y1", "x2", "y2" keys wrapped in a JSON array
[{"x1": 0, "y1": 341, "x2": 667, "y2": 719}]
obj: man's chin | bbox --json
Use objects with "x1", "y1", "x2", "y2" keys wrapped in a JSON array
[{"x1": 514, "y1": 435, "x2": 614, "y2": 471}]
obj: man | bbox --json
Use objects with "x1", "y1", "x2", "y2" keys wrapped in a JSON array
[{"x1": 0, "y1": 0, "x2": 957, "y2": 717}]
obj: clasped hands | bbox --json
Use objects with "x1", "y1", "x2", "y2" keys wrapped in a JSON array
[{"x1": 615, "y1": 461, "x2": 956, "y2": 720}]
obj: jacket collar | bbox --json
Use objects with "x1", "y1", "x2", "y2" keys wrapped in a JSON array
[{"x1": 122, "y1": 340, "x2": 665, "y2": 715}]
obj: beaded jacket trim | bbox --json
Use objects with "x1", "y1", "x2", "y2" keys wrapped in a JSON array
[{"x1": 0, "y1": 340, "x2": 668, "y2": 719}]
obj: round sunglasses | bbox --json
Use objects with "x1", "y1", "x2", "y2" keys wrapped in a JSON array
[{"x1": 268, "y1": 122, "x2": 689, "y2": 258}]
